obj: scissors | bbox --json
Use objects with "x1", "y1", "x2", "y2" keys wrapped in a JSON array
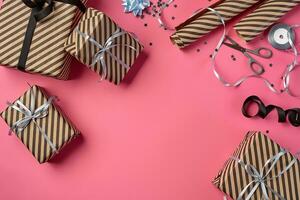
[{"x1": 223, "y1": 36, "x2": 273, "y2": 75}]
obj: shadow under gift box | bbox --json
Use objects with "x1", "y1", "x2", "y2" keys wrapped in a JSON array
[
  {"x1": 0, "y1": 85, "x2": 80, "y2": 164},
  {"x1": 213, "y1": 131, "x2": 300, "y2": 200},
  {"x1": 64, "y1": 7, "x2": 144, "y2": 85},
  {"x1": 0, "y1": 0, "x2": 86, "y2": 80}
]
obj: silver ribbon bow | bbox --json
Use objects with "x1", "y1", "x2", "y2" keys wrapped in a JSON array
[
  {"x1": 75, "y1": 28, "x2": 137, "y2": 80},
  {"x1": 8, "y1": 88, "x2": 58, "y2": 153},
  {"x1": 122, "y1": 0, "x2": 150, "y2": 16},
  {"x1": 209, "y1": 7, "x2": 300, "y2": 97},
  {"x1": 228, "y1": 149, "x2": 298, "y2": 200}
]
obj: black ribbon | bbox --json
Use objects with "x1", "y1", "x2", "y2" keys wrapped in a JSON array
[
  {"x1": 242, "y1": 95, "x2": 300, "y2": 127},
  {"x1": 17, "y1": 0, "x2": 86, "y2": 71}
]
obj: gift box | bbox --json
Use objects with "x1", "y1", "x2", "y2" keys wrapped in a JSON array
[
  {"x1": 0, "y1": 0, "x2": 86, "y2": 79},
  {"x1": 213, "y1": 131, "x2": 300, "y2": 200},
  {"x1": 0, "y1": 85, "x2": 80, "y2": 163},
  {"x1": 65, "y1": 8, "x2": 144, "y2": 85}
]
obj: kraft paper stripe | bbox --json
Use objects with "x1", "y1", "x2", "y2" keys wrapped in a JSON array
[
  {"x1": 170, "y1": 0, "x2": 261, "y2": 49},
  {"x1": 212, "y1": 131, "x2": 300, "y2": 200},
  {"x1": 0, "y1": 85, "x2": 80, "y2": 163},
  {"x1": 0, "y1": 0, "x2": 87, "y2": 80},
  {"x1": 234, "y1": 0, "x2": 300, "y2": 42},
  {"x1": 65, "y1": 8, "x2": 143, "y2": 85}
]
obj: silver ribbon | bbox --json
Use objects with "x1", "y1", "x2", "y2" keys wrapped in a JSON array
[
  {"x1": 209, "y1": 8, "x2": 300, "y2": 97},
  {"x1": 75, "y1": 28, "x2": 137, "y2": 80},
  {"x1": 155, "y1": 0, "x2": 175, "y2": 30},
  {"x1": 8, "y1": 87, "x2": 58, "y2": 153},
  {"x1": 282, "y1": 24, "x2": 300, "y2": 97},
  {"x1": 224, "y1": 149, "x2": 299, "y2": 200}
]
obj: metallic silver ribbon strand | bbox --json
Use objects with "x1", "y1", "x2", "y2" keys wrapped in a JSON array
[
  {"x1": 223, "y1": 149, "x2": 300, "y2": 200},
  {"x1": 75, "y1": 28, "x2": 137, "y2": 80},
  {"x1": 209, "y1": 8, "x2": 300, "y2": 96},
  {"x1": 8, "y1": 88, "x2": 58, "y2": 153},
  {"x1": 155, "y1": 0, "x2": 175, "y2": 30}
]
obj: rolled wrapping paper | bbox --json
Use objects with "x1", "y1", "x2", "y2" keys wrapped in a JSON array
[
  {"x1": 235, "y1": 0, "x2": 300, "y2": 42},
  {"x1": 170, "y1": 0, "x2": 261, "y2": 49}
]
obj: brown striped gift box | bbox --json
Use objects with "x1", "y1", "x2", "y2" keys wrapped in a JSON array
[
  {"x1": 64, "y1": 8, "x2": 144, "y2": 85},
  {"x1": 234, "y1": 0, "x2": 300, "y2": 42},
  {"x1": 212, "y1": 131, "x2": 300, "y2": 200},
  {"x1": 0, "y1": 85, "x2": 80, "y2": 163},
  {"x1": 170, "y1": 0, "x2": 261, "y2": 49},
  {"x1": 0, "y1": 0, "x2": 87, "y2": 80}
]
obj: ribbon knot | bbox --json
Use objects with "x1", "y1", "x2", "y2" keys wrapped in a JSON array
[
  {"x1": 75, "y1": 28, "x2": 137, "y2": 80},
  {"x1": 22, "y1": 0, "x2": 55, "y2": 21},
  {"x1": 8, "y1": 88, "x2": 58, "y2": 153}
]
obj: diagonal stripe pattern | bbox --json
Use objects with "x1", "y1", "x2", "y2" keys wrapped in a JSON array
[
  {"x1": 170, "y1": 0, "x2": 261, "y2": 49},
  {"x1": 0, "y1": 85, "x2": 80, "y2": 163},
  {"x1": 0, "y1": 0, "x2": 87, "y2": 80},
  {"x1": 234, "y1": 0, "x2": 300, "y2": 42},
  {"x1": 212, "y1": 131, "x2": 300, "y2": 200},
  {"x1": 65, "y1": 8, "x2": 143, "y2": 85}
]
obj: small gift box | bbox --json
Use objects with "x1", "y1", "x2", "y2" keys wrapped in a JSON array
[
  {"x1": 1, "y1": 85, "x2": 80, "y2": 163},
  {"x1": 213, "y1": 131, "x2": 300, "y2": 200},
  {"x1": 65, "y1": 8, "x2": 144, "y2": 85},
  {"x1": 0, "y1": 0, "x2": 86, "y2": 79}
]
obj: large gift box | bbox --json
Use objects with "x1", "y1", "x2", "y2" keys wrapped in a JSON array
[
  {"x1": 0, "y1": 0, "x2": 86, "y2": 79},
  {"x1": 213, "y1": 131, "x2": 300, "y2": 200},
  {"x1": 65, "y1": 8, "x2": 144, "y2": 85},
  {"x1": 1, "y1": 85, "x2": 80, "y2": 163}
]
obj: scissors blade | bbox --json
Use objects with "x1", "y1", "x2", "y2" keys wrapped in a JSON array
[{"x1": 223, "y1": 42, "x2": 245, "y2": 53}]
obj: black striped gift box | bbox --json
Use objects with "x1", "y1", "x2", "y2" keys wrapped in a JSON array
[
  {"x1": 0, "y1": 85, "x2": 80, "y2": 163},
  {"x1": 213, "y1": 131, "x2": 300, "y2": 200},
  {"x1": 234, "y1": 0, "x2": 300, "y2": 42},
  {"x1": 0, "y1": 0, "x2": 87, "y2": 80},
  {"x1": 65, "y1": 8, "x2": 144, "y2": 85}
]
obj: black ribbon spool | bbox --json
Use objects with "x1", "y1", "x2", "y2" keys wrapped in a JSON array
[
  {"x1": 17, "y1": 0, "x2": 86, "y2": 71},
  {"x1": 242, "y1": 95, "x2": 300, "y2": 127}
]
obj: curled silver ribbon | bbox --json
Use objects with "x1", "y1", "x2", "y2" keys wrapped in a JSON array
[
  {"x1": 223, "y1": 149, "x2": 300, "y2": 200},
  {"x1": 155, "y1": 0, "x2": 175, "y2": 30},
  {"x1": 8, "y1": 87, "x2": 58, "y2": 153},
  {"x1": 75, "y1": 28, "x2": 137, "y2": 80},
  {"x1": 209, "y1": 8, "x2": 300, "y2": 97}
]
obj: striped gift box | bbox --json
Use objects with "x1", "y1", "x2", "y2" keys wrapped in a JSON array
[
  {"x1": 65, "y1": 8, "x2": 144, "y2": 85},
  {"x1": 1, "y1": 85, "x2": 80, "y2": 163},
  {"x1": 0, "y1": 0, "x2": 86, "y2": 79},
  {"x1": 213, "y1": 131, "x2": 300, "y2": 200}
]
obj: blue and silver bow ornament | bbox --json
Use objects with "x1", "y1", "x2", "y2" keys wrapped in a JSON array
[
  {"x1": 122, "y1": 0, "x2": 150, "y2": 16},
  {"x1": 75, "y1": 28, "x2": 137, "y2": 81},
  {"x1": 8, "y1": 87, "x2": 58, "y2": 153}
]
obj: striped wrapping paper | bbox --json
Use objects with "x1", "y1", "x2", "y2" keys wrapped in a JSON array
[
  {"x1": 0, "y1": 85, "x2": 80, "y2": 163},
  {"x1": 170, "y1": 0, "x2": 261, "y2": 49},
  {"x1": 234, "y1": 0, "x2": 300, "y2": 42},
  {"x1": 0, "y1": 0, "x2": 87, "y2": 80},
  {"x1": 212, "y1": 131, "x2": 300, "y2": 200},
  {"x1": 65, "y1": 8, "x2": 143, "y2": 85}
]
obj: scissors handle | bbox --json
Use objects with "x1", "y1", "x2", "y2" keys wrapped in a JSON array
[
  {"x1": 248, "y1": 56, "x2": 265, "y2": 75},
  {"x1": 247, "y1": 47, "x2": 273, "y2": 59}
]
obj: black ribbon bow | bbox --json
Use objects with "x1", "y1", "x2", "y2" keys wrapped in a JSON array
[
  {"x1": 242, "y1": 95, "x2": 300, "y2": 127},
  {"x1": 18, "y1": 0, "x2": 86, "y2": 71}
]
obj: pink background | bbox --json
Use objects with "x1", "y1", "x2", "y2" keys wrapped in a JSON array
[{"x1": 1, "y1": 0, "x2": 300, "y2": 199}]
